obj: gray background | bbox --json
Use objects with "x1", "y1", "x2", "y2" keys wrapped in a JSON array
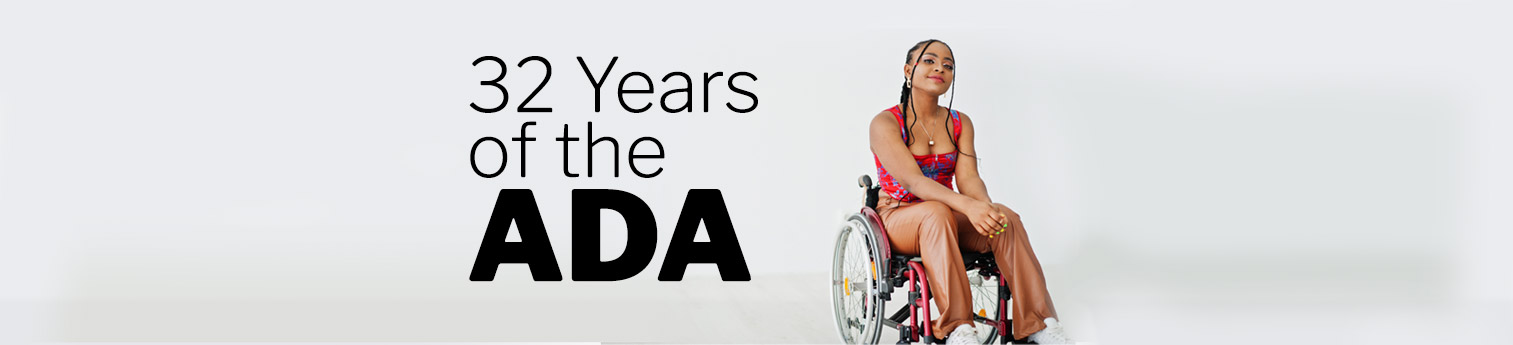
[{"x1": 2, "y1": 0, "x2": 1510, "y2": 343}]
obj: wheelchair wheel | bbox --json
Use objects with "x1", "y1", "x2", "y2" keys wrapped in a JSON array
[
  {"x1": 969, "y1": 269, "x2": 1005, "y2": 344},
  {"x1": 831, "y1": 215, "x2": 886, "y2": 344}
]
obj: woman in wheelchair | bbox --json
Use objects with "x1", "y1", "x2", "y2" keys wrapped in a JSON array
[{"x1": 866, "y1": 39, "x2": 1072, "y2": 344}]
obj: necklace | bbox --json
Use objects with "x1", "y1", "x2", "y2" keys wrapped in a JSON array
[{"x1": 919, "y1": 111, "x2": 940, "y2": 146}]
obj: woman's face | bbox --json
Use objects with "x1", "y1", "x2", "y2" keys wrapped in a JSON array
[{"x1": 905, "y1": 43, "x2": 955, "y2": 97}]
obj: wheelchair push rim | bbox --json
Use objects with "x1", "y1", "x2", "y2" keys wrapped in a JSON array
[{"x1": 831, "y1": 216, "x2": 885, "y2": 344}]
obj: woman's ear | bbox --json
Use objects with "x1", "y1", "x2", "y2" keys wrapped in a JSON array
[{"x1": 902, "y1": 63, "x2": 914, "y2": 81}]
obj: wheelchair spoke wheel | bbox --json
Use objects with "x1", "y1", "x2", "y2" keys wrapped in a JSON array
[
  {"x1": 832, "y1": 217, "x2": 885, "y2": 344},
  {"x1": 969, "y1": 269, "x2": 1004, "y2": 344}
]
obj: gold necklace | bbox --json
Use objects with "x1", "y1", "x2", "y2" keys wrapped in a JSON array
[{"x1": 919, "y1": 110, "x2": 941, "y2": 146}]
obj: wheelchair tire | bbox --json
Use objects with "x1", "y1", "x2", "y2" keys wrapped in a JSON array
[{"x1": 831, "y1": 214, "x2": 887, "y2": 344}]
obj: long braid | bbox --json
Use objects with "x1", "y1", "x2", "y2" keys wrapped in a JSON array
[
  {"x1": 899, "y1": 80, "x2": 913, "y2": 146},
  {"x1": 902, "y1": 39, "x2": 939, "y2": 147},
  {"x1": 944, "y1": 65, "x2": 975, "y2": 160}
]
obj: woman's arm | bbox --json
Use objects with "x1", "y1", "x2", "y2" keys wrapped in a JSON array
[
  {"x1": 953, "y1": 113, "x2": 992, "y2": 203},
  {"x1": 869, "y1": 111, "x2": 1007, "y2": 235},
  {"x1": 952, "y1": 112, "x2": 1022, "y2": 221}
]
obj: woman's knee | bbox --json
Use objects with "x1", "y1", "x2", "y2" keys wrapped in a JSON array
[
  {"x1": 1004, "y1": 216, "x2": 1031, "y2": 240},
  {"x1": 994, "y1": 203, "x2": 1022, "y2": 222}
]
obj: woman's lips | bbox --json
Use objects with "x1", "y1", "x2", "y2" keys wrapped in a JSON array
[{"x1": 928, "y1": 76, "x2": 944, "y2": 83}]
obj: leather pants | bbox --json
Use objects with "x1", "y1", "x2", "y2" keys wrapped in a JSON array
[{"x1": 876, "y1": 194, "x2": 1058, "y2": 340}]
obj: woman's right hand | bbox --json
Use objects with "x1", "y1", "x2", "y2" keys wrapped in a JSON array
[{"x1": 963, "y1": 201, "x2": 1008, "y2": 237}]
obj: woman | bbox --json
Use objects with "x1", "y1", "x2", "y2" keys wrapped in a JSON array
[{"x1": 870, "y1": 39, "x2": 1074, "y2": 344}]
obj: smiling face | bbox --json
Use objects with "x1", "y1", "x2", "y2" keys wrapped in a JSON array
[{"x1": 904, "y1": 41, "x2": 955, "y2": 97}]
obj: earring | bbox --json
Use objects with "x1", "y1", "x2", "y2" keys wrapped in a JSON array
[{"x1": 905, "y1": 79, "x2": 911, "y2": 88}]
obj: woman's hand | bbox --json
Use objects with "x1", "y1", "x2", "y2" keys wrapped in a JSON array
[
  {"x1": 991, "y1": 203, "x2": 1018, "y2": 231},
  {"x1": 964, "y1": 201, "x2": 1011, "y2": 237}
]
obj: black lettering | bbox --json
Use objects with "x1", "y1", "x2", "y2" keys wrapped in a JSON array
[
  {"x1": 572, "y1": 189, "x2": 659, "y2": 281},
  {"x1": 516, "y1": 56, "x2": 553, "y2": 113},
  {"x1": 471, "y1": 189, "x2": 563, "y2": 281},
  {"x1": 471, "y1": 56, "x2": 507, "y2": 113},
  {"x1": 587, "y1": 122, "x2": 619, "y2": 177},
  {"x1": 510, "y1": 122, "x2": 537, "y2": 177},
  {"x1": 628, "y1": 137, "x2": 664, "y2": 178},
  {"x1": 726, "y1": 72, "x2": 758, "y2": 113},
  {"x1": 702, "y1": 72, "x2": 724, "y2": 112},
  {"x1": 660, "y1": 72, "x2": 692, "y2": 113},
  {"x1": 555, "y1": 124, "x2": 580, "y2": 177},
  {"x1": 469, "y1": 137, "x2": 505, "y2": 178},
  {"x1": 618, "y1": 72, "x2": 653, "y2": 113},
  {"x1": 577, "y1": 56, "x2": 618, "y2": 112},
  {"x1": 659, "y1": 189, "x2": 750, "y2": 281}
]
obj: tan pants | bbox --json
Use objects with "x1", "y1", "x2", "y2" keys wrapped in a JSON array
[{"x1": 876, "y1": 195, "x2": 1058, "y2": 340}]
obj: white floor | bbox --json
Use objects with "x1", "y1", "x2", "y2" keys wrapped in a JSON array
[{"x1": 32, "y1": 271, "x2": 1101, "y2": 343}]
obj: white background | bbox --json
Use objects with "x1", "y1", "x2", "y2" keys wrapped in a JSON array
[{"x1": 3, "y1": 0, "x2": 1510, "y2": 343}]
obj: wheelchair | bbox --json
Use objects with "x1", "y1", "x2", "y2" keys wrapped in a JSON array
[{"x1": 831, "y1": 175, "x2": 1025, "y2": 344}]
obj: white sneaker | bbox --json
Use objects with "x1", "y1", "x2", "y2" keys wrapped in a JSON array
[
  {"x1": 1027, "y1": 317, "x2": 1074, "y2": 344},
  {"x1": 945, "y1": 324, "x2": 978, "y2": 345},
  {"x1": 944, "y1": 325, "x2": 980, "y2": 343}
]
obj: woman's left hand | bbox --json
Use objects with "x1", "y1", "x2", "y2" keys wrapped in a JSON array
[{"x1": 989, "y1": 203, "x2": 1018, "y2": 233}]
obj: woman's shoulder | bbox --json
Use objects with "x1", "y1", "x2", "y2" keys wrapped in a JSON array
[
  {"x1": 949, "y1": 108, "x2": 971, "y2": 120},
  {"x1": 943, "y1": 108, "x2": 972, "y2": 126},
  {"x1": 953, "y1": 109, "x2": 975, "y2": 136},
  {"x1": 870, "y1": 105, "x2": 903, "y2": 126}
]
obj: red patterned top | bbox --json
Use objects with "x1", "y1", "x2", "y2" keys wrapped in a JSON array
[{"x1": 873, "y1": 105, "x2": 962, "y2": 203}]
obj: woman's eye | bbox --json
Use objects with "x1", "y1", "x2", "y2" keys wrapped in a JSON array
[
  {"x1": 923, "y1": 59, "x2": 935, "y2": 64},
  {"x1": 944, "y1": 65, "x2": 955, "y2": 71}
]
